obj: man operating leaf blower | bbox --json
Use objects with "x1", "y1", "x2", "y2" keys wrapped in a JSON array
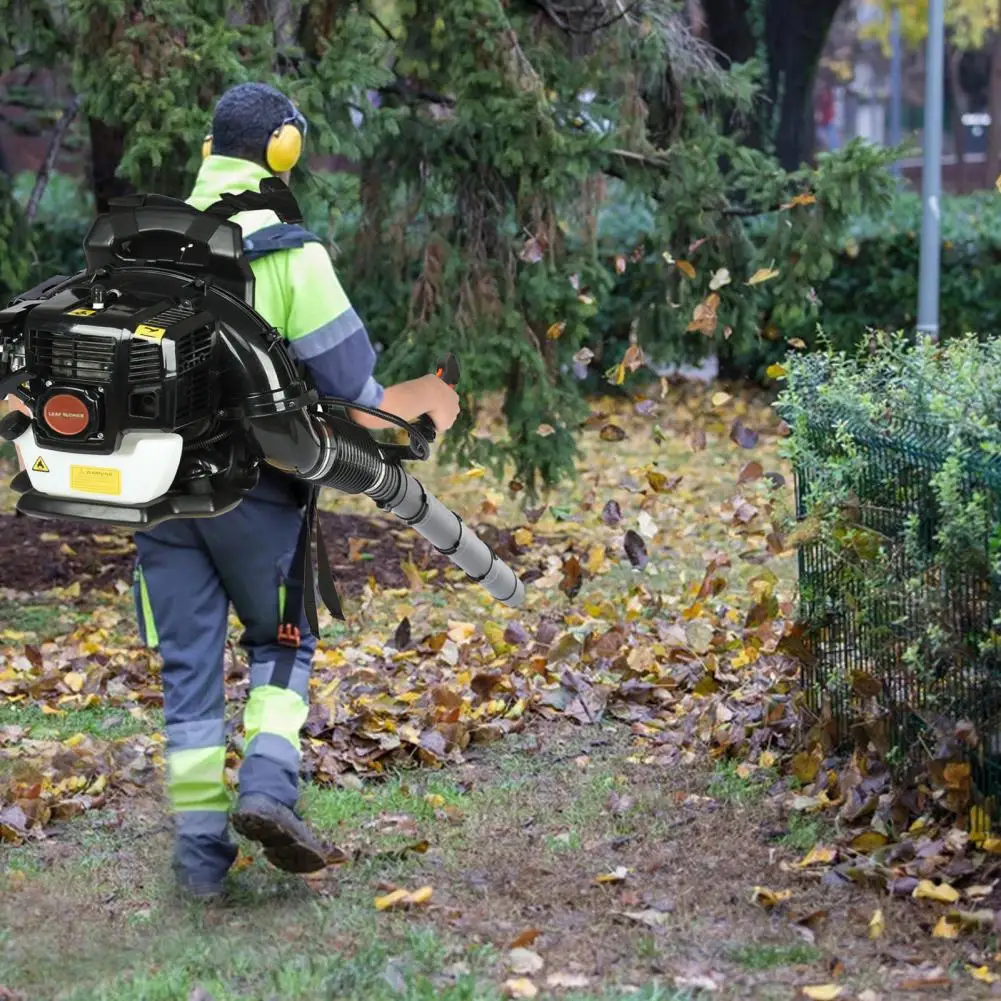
[{"x1": 7, "y1": 82, "x2": 463, "y2": 898}]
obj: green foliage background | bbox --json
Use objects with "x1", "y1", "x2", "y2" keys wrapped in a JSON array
[{"x1": 0, "y1": 0, "x2": 898, "y2": 496}]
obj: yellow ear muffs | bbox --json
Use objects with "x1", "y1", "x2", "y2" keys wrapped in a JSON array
[
  {"x1": 265, "y1": 122, "x2": 303, "y2": 174},
  {"x1": 201, "y1": 134, "x2": 213, "y2": 160}
]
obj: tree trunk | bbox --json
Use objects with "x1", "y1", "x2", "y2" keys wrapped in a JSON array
[
  {"x1": 986, "y1": 20, "x2": 1001, "y2": 187},
  {"x1": 702, "y1": 0, "x2": 844, "y2": 169},
  {"x1": 87, "y1": 117, "x2": 133, "y2": 213}
]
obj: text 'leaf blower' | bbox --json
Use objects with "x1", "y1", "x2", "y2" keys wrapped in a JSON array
[{"x1": 0, "y1": 180, "x2": 526, "y2": 628}]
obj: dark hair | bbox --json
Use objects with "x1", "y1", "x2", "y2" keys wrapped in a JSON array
[{"x1": 210, "y1": 82, "x2": 296, "y2": 166}]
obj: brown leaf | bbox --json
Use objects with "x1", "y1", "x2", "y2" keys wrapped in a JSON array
[
  {"x1": 560, "y1": 556, "x2": 584, "y2": 598},
  {"x1": 623, "y1": 530, "x2": 648, "y2": 569},
  {"x1": 689, "y1": 428, "x2": 707, "y2": 452},
  {"x1": 509, "y1": 928, "x2": 543, "y2": 949},
  {"x1": 599, "y1": 424, "x2": 627, "y2": 442},
  {"x1": 729, "y1": 419, "x2": 759, "y2": 449},
  {"x1": 737, "y1": 461, "x2": 763, "y2": 484}
]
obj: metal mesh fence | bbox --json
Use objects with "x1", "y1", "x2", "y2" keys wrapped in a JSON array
[{"x1": 791, "y1": 405, "x2": 1001, "y2": 807}]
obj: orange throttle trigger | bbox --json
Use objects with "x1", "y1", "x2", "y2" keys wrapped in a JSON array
[{"x1": 434, "y1": 353, "x2": 460, "y2": 388}]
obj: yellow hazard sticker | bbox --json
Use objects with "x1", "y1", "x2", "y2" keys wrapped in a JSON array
[
  {"x1": 31, "y1": 456, "x2": 49, "y2": 473},
  {"x1": 134, "y1": 324, "x2": 166, "y2": 342},
  {"x1": 67, "y1": 308, "x2": 96, "y2": 317},
  {"x1": 70, "y1": 465, "x2": 121, "y2": 496}
]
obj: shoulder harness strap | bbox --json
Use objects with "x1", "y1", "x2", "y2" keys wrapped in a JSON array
[
  {"x1": 273, "y1": 487, "x2": 345, "y2": 685},
  {"x1": 242, "y1": 223, "x2": 325, "y2": 262}
]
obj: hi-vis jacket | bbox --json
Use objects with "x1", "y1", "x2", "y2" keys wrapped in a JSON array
[{"x1": 188, "y1": 155, "x2": 385, "y2": 410}]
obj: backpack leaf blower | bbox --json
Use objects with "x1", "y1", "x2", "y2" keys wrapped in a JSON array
[{"x1": 0, "y1": 180, "x2": 526, "y2": 630}]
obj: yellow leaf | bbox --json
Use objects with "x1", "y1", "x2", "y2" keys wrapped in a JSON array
[
  {"x1": 514, "y1": 528, "x2": 534, "y2": 547},
  {"x1": 595, "y1": 866, "x2": 630, "y2": 884},
  {"x1": 968, "y1": 965, "x2": 1000, "y2": 984},
  {"x1": 63, "y1": 671, "x2": 85, "y2": 693},
  {"x1": 765, "y1": 363, "x2": 786, "y2": 380},
  {"x1": 463, "y1": 467, "x2": 486, "y2": 478},
  {"x1": 914, "y1": 879, "x2": 961, "y2": 904},
  {"x1": 850, "y1": 830, "x2": 888, "y2": 853},
  {"x1": 709, "y1": 267, "x2": 731, "y2": 290},
  {"x1": 932, "y1": 914, "x2": 961, "y2": 938},
  {"x1": 801, "y1": 987, "x2": 843, "y2": 1000},
  {"x1": 676, "y1": 260, "x2": 696, "y2": 279},
  {"x1": 40, "y1": 704, "x2": 65, "y2": 716},
  {"x1": 747, "y1": 267, "x2": 780, "y2": 285},
  {"x1": 759, "y1": 750, "x2": 777, "y2": 768},
  {"x1": 788, "y1": 338, "x2": 807, "y2": 349},
  {"x1": 546, "y1": 321, "x2": 566, "y2": 340},
  {"x1": 751, "y1": 886, "x2": 793, "y2": 909},
  {"x1": 711, "y1": 391, "x2": 731, "y2": 408},
  {"x1": 982, "y1": 836, "x2": 1001, "y2": 854},
  {"x1": 868, "y1": 907, "x2": 885, "y2": 939},
  {"x1": 796, "y1": 845, "x2": 837, "y2": 868},
  {"x1": 585, "y1": 544, "x2": 607, "y2": 573},
  {"x1": 375, "y1": 889, "x2": 410, "y2": 910},
  {"x1": 782, "y1": 193, "x2": 817, "y2": 209},
  {"x1": 425, "y1": 794, "x2": 446, "y2": 808},
  {"x1": 504, "y1": 978, "x2": 538, "y2": 999},
  {"x1": 447, "y1": 621, "x2": 476, "y2": 644},
  {"x1": 408, "y1": 886, "x2": 434, "y2": 905}
]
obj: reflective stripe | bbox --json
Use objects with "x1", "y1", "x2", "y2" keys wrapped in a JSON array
[
  {"x1": 353, "y1": 375, "x2": 384, "y2": 409},
  {"x1": 287, "y1": 308, "x2": 365, "y2": 356},
  {"x1": 167, "y1": 746, "x2": 230, "y2": 813},
  {"x1": 175, "y1": 809, "x2": 231, "y2": 837},
  {"x1": 166, "y1": 718, "x2": 226, "y2": 752},
  {"x1": 135, "y1": 565, "x2": 159, "y2": 648},
  {"x1": 250, "y1": 659, "x2": 310, "y2": 700},
  {"x1": 243, "y1": 685, "x2": 308, "y2": 750},
  {"x1": 245, "y1": 732, "x2": 300, "y2": 770}
]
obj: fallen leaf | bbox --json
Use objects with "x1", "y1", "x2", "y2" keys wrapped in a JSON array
[
  {"x1": 504, "y1": 978, "x2": 538, "y2": 999},
  {"x1": 546, "y1": 972, "x2": 589, "y2": 988},
  {"x1": 623, "y1": 531, "x2": 648, "y2": 569},
  {"x1": 868, "y1": 907, "x2": 885, "y2": 939},
  {"x1": 508, "y1": 948, "x2": 544, "y2": 975},
  {"x1": 729, "y1": 419, "x2": 759, "y2": 449},
  {"x1": 913, "y1": 879, "x2": 960, "y2": 904},
  {"x1": 675, "y1": 260, "x2": 696, "y2": 279},
  {"x1": 509, "y1": 928, "x2": 542, "y2": 949},
  {"x1": 595, "y1": 866, "x2": 630, "y2": 884},
  {"x1": 968, "y1": 965, "x2": 1000, "y2": 984},
  {"x1": 801, "y1": 988, "x2": 843, "y2": 1000},
  {"x1": 751, "y1": 886, "x2": 793, "y2": 909},
  {"x1": 374, "y1": 886, "x2": 434, "y2": 911}
]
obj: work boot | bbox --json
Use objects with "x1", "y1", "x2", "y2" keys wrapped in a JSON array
[
  {"x1": 171, "y1": 833, "x2": 238, "y2": 900},
  {"x1": 231, "y1": 793, "x2": 328, "y2": 873}
]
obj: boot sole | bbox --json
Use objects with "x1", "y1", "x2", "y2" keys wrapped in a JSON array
[{"x1": 232, "y1": 804, "x2": 327, "y2": 874}]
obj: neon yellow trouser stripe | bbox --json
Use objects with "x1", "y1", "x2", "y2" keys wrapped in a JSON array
[
  {"x1": 167, "y1": 746, "x2": 231, "y2": 813},
  {"x1": 244, "y1": 685, "x2": 308, "y2": 751},
  {"x1": 136, "y1": 566, "x2": 159, "y2": 648}
]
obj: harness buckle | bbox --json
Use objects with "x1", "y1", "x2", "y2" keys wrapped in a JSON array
[{"x1": 277, "y1": 624, "x2": 301, "y2": 648}]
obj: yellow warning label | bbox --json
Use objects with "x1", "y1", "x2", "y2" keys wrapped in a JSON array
[
  {"x1": 31, "y1": 456, "x2": 49, "y2": 473},
  {"x1": 70, "y1": 465, "x2": 121, "y2": 497},
  {"x1": 67, "y1": 308, "x2": 96, "y2": 317},
  {"x1": 134, "y1": 325, "x2": 166, "y2": 342}
]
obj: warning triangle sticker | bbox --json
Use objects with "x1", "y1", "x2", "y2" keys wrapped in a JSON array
[{"x1": 32, "y1": 456, "x2": 49, "y2": 473}]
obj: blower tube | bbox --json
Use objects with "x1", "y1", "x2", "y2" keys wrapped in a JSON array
[{"x1": 250, "y1": 408, "x2": 526, "y2": 608}]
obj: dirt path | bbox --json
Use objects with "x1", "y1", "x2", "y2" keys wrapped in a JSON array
[{"x1": 2, "y1": 722, "x2": 997, "y2": 1001}]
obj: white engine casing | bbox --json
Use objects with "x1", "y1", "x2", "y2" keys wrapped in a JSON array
[{"x1": 13, "y1": 425, "x2": 184, "y2": 505}]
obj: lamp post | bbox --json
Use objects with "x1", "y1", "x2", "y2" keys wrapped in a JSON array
[
  {"x1": 890, "y1": 6, "x2": 903, "y2": 175},
  {"x1": 917, "y1": 0, "x2": 945, "y2": 340}
]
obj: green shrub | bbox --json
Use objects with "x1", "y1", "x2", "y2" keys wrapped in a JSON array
[{"x1": 785, "y1": 191, "x2": 1001, "y2": 354}]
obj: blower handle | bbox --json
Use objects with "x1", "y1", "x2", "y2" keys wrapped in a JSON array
[{"x1": 412, "y1": 352, "x2": 460, "y2": 445}]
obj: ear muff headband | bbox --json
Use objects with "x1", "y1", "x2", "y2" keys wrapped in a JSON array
[{"x1": 200, "y1": 103, "x2": 308, "y2": 172}]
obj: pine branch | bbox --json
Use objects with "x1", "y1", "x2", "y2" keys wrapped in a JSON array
[{"x1": 25, "y1": 95, "x2": 82, "y2": 226}]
